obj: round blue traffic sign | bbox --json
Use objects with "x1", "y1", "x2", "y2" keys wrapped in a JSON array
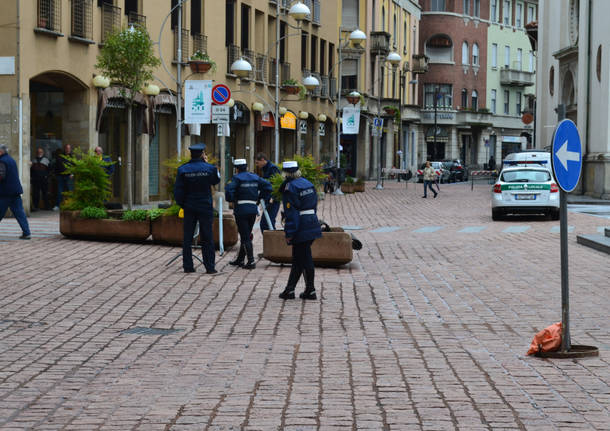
[
  {"x1": 551, "y1": 119, "x2": 582, "y2": 192},
  {"x1": 211, "y1": 84, "x2": 231, "y2": 105}
]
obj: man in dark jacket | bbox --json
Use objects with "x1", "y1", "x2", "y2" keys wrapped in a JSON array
[
  {"x1": 53, "y1": 144, "x2": 73, "y2": 210},
  {"x1": 174, "y1": 143, "x2": 220, "y2": 274},
  {"x1": 0, "y1": 144, "x2": 31, "y2": 239},
  {"x1": 225, "y1": 159, "x2": 272, "y2": 269},
  {"x1": 277, "y1": 161, "x2": 322, "y2": 300},
  {"x1": 255, "y1": 153, "x2": 280, "y2": 232},
  {"x1": 30, "y1": 147, "x2": 51, "y2": 210}
]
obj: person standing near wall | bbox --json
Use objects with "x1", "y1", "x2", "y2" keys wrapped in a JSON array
[
  {"x1": 30, "y1": 147, "x2": 51, "y2": 211},
  {"x1": 52, "y1": 144, "x2": 74, "y2": 210},
  {"x1": 0, "y1": 145, "x2": 31, "y2": 239}
]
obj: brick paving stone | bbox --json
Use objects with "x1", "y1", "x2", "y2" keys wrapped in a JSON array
[{"x1": 0, "y1": 182, "x2": 609, "y2": 430}]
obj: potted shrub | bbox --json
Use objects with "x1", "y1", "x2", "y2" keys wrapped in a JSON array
[
  {"x1": 353, "y1": 177, "x2": 365, "y2": 192},
  {"x1": 263, "y1": 155, "x2": 354, "y2": 267},
  {"x1": 341, "y1": 176, "x2": 355, "y2": 193},
  {"x1": 281, "y1": 79, "x2": 306, "y2": 99},
  {"x1": 188, "y1": 50, "x2": 216, "y2": 74}
]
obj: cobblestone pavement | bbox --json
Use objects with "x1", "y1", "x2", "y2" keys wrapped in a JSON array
[{"x1": 1, "y1": 182, "x2": 609, "y2": 430}]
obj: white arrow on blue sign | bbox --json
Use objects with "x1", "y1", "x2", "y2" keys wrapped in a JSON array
[{"x1": 551, "y1": 119, "x2": 582, "y2": 192}]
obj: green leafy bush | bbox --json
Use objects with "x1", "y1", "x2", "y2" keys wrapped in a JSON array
[
  {"x1": 345, "y1": 176, "x2": 355, "y2": 184},
  {"x1": 61, "y1": 149, "x2": 113, "y2": 210},
  {"x1": 190, "y1": 50, "x2": 217, "y2": 72},
  {"x1": 79, "y1": 206, "x2": 108, "y2": 219},
  {"x1": 162, "y1": 156, "x2": 190, "y2": 204},
  {"x1": 162, "y1": 203, "x2": 182, "y2": 217},
  {"x1": 270, "y1": 155, "x2": 326, "y2": 201},
  {"x1": 147, "y1": 208, "x2": 165, "y2": 220},
  {"x1": 121, "y1": 209, "x2": 149, "y2": 221}
]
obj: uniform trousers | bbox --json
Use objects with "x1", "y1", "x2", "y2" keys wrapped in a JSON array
[
  {"x1": 236, "y1": 213, "x2": 256, "y2": 247},
  {"x1": 182, "y1": 209, "x2": 215, "y2": 272},
  {"x1": 287, "y1": 240, "x2": 314, "y2": 288}
]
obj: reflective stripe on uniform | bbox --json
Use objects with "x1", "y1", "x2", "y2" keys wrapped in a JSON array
[
  {"x1": 237, "y1": 200, "x2": 258, "y2": 205},
  {"x1": 299, "y1": 209, "x2": 315, "y2": 215}
]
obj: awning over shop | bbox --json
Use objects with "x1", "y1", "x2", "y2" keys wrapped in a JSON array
[
  {"x1": 96, "y1": 86, "x2": 150, "y2": 132},
  {"x1": 425, "y1": 126, "x2": 449, "y2": 142}
]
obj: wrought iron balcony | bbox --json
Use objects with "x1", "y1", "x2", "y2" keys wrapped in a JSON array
[
  {"x1": 37, "y1": 0, "x2": 62, "y2": 33},
  {"x1": 243, "y1": 49, "x2": 256, "y2": 81},
  {"x1": 320, "y1": 75, "x2": 329, "y2": 98},
  {"x1": 280, "y1": 62, "x2": 291, "y2": 84},
  {"x1": 174, "y1": 28, "x2": 190, "y2": 63},
  {"x1": 192, "y1": 33, "x2": 207, "y2": 55},
  {"x1": 227, "y1": 44, "x2": 241, "y2": 76},
  {"x1": 255, "y1": 53, "x2": 268, "y2": 83},
  {"x1": 268, "y1": 58, "x2": 278, "y2": 85},
  {"x1": 70, "y1": 0, "x2": 92, "y2": 40},
  {"x1": 101, "y1": 3, "x2": 120, "y2": 43},
  {"x1": 128, "y1": 11, "x2": 146, "y2": 28}
]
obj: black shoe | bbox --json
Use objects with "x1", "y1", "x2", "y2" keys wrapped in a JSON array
[
  {"x1": 243, "y1": 261, "x2": 256, "y2": 270},
  {"x1": 31, "y1": 208, "x2": 38, "y2": 212},
  {"x1": 19, "y1": 234, "x2": 31, "y2": 240},
  {"x1": 184, "y1": 268, "x2": 195, "y2": 273},
  {"x1": 433, "y1": 193, "x2": 438, "y2": 198},
  {"x1": 229, "y1": 259, "x2": 244, "y2": 266},
  {"x1": 206, "y1": 269, "x2": 218, "y2": 274},
  {"x1": 279, "y1": 288, "x2": 295, "y2": 300},
  {"x1": 299, "y1": 290, "x2": 317, "y2": 300},
  {"x1": 421, "y1": 196, "x2": 427, "y2": 198}
]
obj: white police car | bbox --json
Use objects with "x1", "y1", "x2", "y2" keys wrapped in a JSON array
[{"x1": 491, "y1": 161, "x2": 560, "y2": 220}]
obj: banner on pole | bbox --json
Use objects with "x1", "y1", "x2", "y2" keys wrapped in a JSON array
[
  {"x1": 342, "y1": 106, "x2": 360, "y2": 134},
  {"x1": 184, "y1": 80, "x2": 213, "y2": 124}
]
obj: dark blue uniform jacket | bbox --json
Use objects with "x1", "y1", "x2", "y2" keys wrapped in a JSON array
[
  {"x1": 174, "y1": 159, "x2": 220, "y2": 216},
  {"x1": 261, "y1": 161, "x2": 280, "y2": 180},
  {"x1": 0, "y1": 153, "x2": 24, "y2": 197},
  {"x1": 281, "y1": 177, "x2": 322, "y2": 244},
  {"x1": 225, "y1": 172, "x2": 272, "y2": 217}
]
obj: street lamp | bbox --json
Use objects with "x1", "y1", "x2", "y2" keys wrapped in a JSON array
[
  {"x1": 230, "y1": 58, "x2": 253, "y2": 78},
  {"x1": 332, "y1": 29, "x2": 367, "y2": 195}
]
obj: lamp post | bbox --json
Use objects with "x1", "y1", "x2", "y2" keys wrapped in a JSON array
[
  {"x1": 332, "y1": 29, "x2": 366, "y2": 195},
  {"x1": 230, "y1": 1, "x2": 313, "y2": 165},
  {"x1": 386, "y1": 52, "x2": 402, "y2": 181}
]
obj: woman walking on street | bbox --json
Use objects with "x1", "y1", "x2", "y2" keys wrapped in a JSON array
[{"x1": 422, "y1": 161, "x2": 438, "y2": 198}]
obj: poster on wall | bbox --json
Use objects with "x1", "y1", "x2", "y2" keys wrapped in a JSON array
[
  {"x1": 342, "y1": 106, "x2": 360, "y2": 134},
  {"x1": 184, "y1": 80, "x2": 213, "y2": 124}
]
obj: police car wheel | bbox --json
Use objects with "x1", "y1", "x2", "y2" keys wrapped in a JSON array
[{"x1": 491, "y1": 208, "x2": 503, "y2": 221}]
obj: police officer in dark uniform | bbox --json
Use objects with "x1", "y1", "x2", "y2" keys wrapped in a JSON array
[
  {"x1": 225, "y1": 159, "x2": 272, "y2": 269},
  {"x1": 255, "y1": 152, "x2": 280, "y2": 231},
  {"x1": 278, "y1": 161, "x2": 322, "y2": 300},
  {"x1": 173, "y1": 143, "x2": 220, "y2": 274}
]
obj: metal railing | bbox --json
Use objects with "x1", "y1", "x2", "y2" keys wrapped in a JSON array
[
  {"x1": 70, "y1": 0, "x2": 92, "y2": 39},
  {"x1": 313, "y1": 0, "x2": 321, "y2": 25},
  {"x1": 192, "y1": 33, "x2": 208, "y2": 55},
  {"x1": 329, "y1": 77, "x2": 337, "y2": 101},
  {"x1": 320, "y1": 75, "x2": 329, "y2": 98},
  {"x1": 255, "y1": 53, "x2": 267, "y2": 83},
  {"x1": 227, "y1": 44, "x2": 241, "y2": 75},
  {"x1": 280, "y1": 62, "x2": 291, "y2": 84},
  {"x1": 268, "y1": 58, "x2": 278, "y2": 85},
  {"x1": 37, "y1": 0, "x2": 62, "y2": 33},
  {"x1": 310, "y1": 72, "x2": 321, "y2": 97},
  {"x1": 303, "y1": 0, "x2": 312, "y2": 21},
  {"x1": 101, "y1": 3, "x2": 120, "y2": 42},
  {"x1": 128, "y1": 11, "x2": 146, "y2": 29},
  {"x1": 243, "y1": 49, "x2": 256, "y2": 80},
  {"x1": 174, "y1": 28, "x2": 190, "y2": 63}
]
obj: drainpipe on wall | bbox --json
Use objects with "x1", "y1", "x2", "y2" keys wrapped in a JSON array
[
  {"x1": 583, "y1": 0, "x2": 592, "y2": 194},
  {"x1": 16, "y1": 0, "x2": 22, "y2": 182}
]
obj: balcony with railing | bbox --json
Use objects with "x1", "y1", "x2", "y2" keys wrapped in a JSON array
[
  {"x1": 174, "y1": 28, "x2": 190, "y2": 63},
  {"x1": 268, "y1": 58, "x2": 278, "y2": 86},
  {"x1": 101, "y1": 3, "x2": 120, "y2": 43},
  {"x1": 70, "y1": 0, "x2": 93, "y2": 42},
  {"x1": 227, "y1": 44, "x2": 241, "y2": 77},
  {"x1": 36, "y1": 0, "x2": 62, "y2": 34},
  {"x1": 127, "y1": 11, "x2": 146, "y2": 29},
  {"x1": 329, "y1": 77, "x2": 337, "y2": 101},
  {"x1": 411, "y1": 54, "x2": 429, "y2": 74},
  {"x1": 255, "y1": 54, "x2": 267, "y2": 83},
  {"x1": 320, "y1": 75, "x2": 329, "y2": 98},
  {"x1": 280, "y1": 62, "x2": 291, "y2": 84},
  {"x1": 312, "y1": 0, "x2": 321, "y2": 25},
  {"x1": 500, "y1": 61, "x2": 535, "y2": 86},
  {"x1": 310, "y1": 72, "x2": 321, "y2": 97},
  {"x1": 192, "y1": 33, "x2": 207, "y2": 55},
  {"x1": 242, "y1": 49, "x2": 256, "y2": 81}
]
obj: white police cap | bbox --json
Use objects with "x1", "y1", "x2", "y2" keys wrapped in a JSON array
[
  {"x1": 233, "y1": 159, "x2": 247, "y2": 166},
  {"x1": 282, "y1": 161, "x2": 298, "y2": 171}
]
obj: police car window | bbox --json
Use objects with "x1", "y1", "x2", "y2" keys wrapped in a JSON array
[{"x1": 501, "y1": 170, "x2": 551, "y2": 182}]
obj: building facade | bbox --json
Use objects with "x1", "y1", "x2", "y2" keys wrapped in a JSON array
[
  {"x1": 537, "y1": 0, "x2": 610, "y2": 198},
  {"x1": 416, "y1": 0, "x2": 537, "y2": 170},
  {"x1": 0, "y1": 0, "x2": 339, "y2": 208}
]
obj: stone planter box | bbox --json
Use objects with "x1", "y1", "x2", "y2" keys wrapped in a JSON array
[
  {"x1": 262, "y1": 229, "x2": 353, "y2": 267},
  {"x1": 60, "y1": 211, "x2": 151, "y2": 242},
  {"x1": 353, "y1": 182, "x2": 365, "y2": 192},
  {"x1": 151, "y1": 213, "x2": 238, "y2": 249},
  {"x1": 341, "y1": 183, "x2": 355, "y2": 193}
]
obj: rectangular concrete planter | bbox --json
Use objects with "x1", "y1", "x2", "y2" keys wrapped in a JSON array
[
  {"x1": 151, "y1": 213, "x2": 239, "y2": 249},
  {"x1": 60, "y1": 211, "x2": 151, "y2": 242},
  {"x1": 341, "y1": 183, "x2": 355, "y2": 193},
  {"x1": 353, "y1": 183, "x2": 365, "y2": 192},
  {"x1": 262, "y1": 229, "x2": 353, "y2": 267}
]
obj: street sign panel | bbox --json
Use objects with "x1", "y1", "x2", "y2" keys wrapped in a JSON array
[
  {"x1": 319, "y1": 123, "x2": 325, "y2": 136},
  {"x1": 212, "y1": 105, "x2": 230, "y2": 124},
  {"x1": 551, "y1": 119, "x2": 582, "y2": 192},
  {"x1": 373, "y1": 117, "x2": 383, "y2": 128},
  {"x1": 211, "y1": 84, "x2": 231, "y2": 105},
  {"x1": 299, "y1": 120, "x2": 307, "y2": 135}
]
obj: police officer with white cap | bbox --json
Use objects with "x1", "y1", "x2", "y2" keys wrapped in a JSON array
[
  {"x1": 278, "y1": 160, "x2": 322, "y2": 300},
  {"x1": 225, "y1": 159, "x2": 272, "y2": 269},
  {"x1": 174, "y1": 143, "x2": 220, "y2": 273}
]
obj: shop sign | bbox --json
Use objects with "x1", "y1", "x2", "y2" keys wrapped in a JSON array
[
  {"x1": 299, "y1": 120, "x2": 307, "y2": 135},
  {"x1": 261, "y1": 112, "x2": 275, "y2": 128},
  {"x1": 319, "y1": 123, "x2": 325, "y2": 136},
  {"x1": 280, "y1": 111, "x2": 297, "y2": 130},
  {"x1": 342, "y1": 106, "x2": 361, "y2": 134},
  {"x1": 230, "y1": 101, "x2": 250, "y2": 125}
]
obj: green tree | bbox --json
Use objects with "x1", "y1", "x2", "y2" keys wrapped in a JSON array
[{"x1": 95, "y1": 25, "x2": 161, "y2": 209}]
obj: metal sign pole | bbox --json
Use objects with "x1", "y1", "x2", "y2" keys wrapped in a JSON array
[{"x1": 218, "y1": 195, "x2": 224, "y2": 256}]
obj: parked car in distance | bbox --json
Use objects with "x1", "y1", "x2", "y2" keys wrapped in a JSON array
[
  {"x1": 442, "y1": 160, "x2": 467, "y2": 182},
  {"x1": 416, "y1": 161, "x2": 450, "y2": 183}
]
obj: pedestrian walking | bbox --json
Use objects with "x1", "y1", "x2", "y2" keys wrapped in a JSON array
[
  {"x1": 278, "y1": 161, "x2": 322, "y2": 300},
  {"x1": 254, "y1": 153, "x2": 280, "y2": 232},
  {"x1": 30, "y1": 147, "x2": 51, "y2": 211},
  {"x1": 52, "y1": 144, "x2": 74, "y2": 210},
  {"x1": 0, "y1": 144, "x2": 31, "y2": 239},
  {"x1": 173, "y1": 143, "x2": 220, "y2": 274},
  {"x1": 226, "y1": 159, "x2": 272, "y2": 269},
  {"x1": 422, "y1": 161, "x2": 438, "y2": 198}
]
